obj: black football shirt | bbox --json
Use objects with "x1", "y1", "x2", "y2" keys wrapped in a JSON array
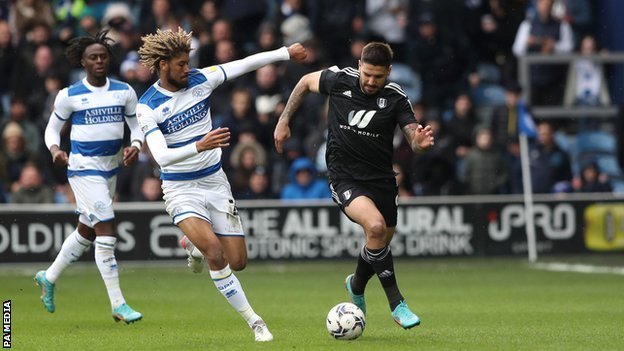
[{"x1": 319, "y1": 66, "x2": 416, "y2": 181}]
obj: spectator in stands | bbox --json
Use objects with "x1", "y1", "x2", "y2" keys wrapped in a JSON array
[
  {"x1": 0, "y1": 121, "x2": 40, "y2": 193},
  {"x1": 339, "y1": 33, "x2": 367, "y2": 69},
  {"x1": 0, "y1": 96, "x2": 41, "y2": 153},
  {"x1": 138, "y1": 0, "x2": 173, "y2": 35},
  {"x1": 11, "y1": 44, "x2": 60, "y2": 121},
  {"x1": 249, "y1": 64, "x2": 288, "y2": 145},
  {"x1": 248, "y1": 21, "x2": 281, "y2": 56},
  {"x1": 573, "y1": 161, "x2": 612, "y2": 193},
  {"x1": 0, "y1": 20, "x2": 14, "y2": 117},
  {"x1": 475, "y1": 0, "x2": 525, "y2": 86},
  {"x1": 512, "y1": 0, "x2": 574, "y2": 105},
  {"x1": 229, "y1": 136, "x2": 268, "y2": 196},
  {"x1": 504, "y1": 136, "x2": 523, "y2": 194},
  {"x1": 564, "y1": 35, "x2": 610, "y2": 107},
  {"x1": 191, "y1": 0, "x2": 219, "y2": 41},
  {"x1": 408, "y1": 13, "x2": 478, "y2": 110},
  {"x1": 363, "y1": 0, "x2": 409, "y2": 62},
  {"x1": 306, "y1": 0, "x2": 364, "y2": 62},
  {"x1": 461, "y1": 126, "x2": 508, "y2": 194},
  {"x1": 219, "y1": 0, "x2": 266, "y2": 51},
  {"x1": 116, "y1": 144, "x2": 160, "y2": 202},
  {"x1": 411, "y1": 116, "x2": 458, "y2": 195},
  {"x1": 8, "y1": 0, "x2": 54, "y2": 43},
  {"x1": 490, "y1": 82, "x2": 522, "y2": 149},
  {"x1": 393, "y1": 162, "x2": 414, "y2": 198},
  {"x1": 119, "y1": 51, "x2": 154, "y2": 97},
  {"x1": 530, "y1": 121, "x2": 573, "y2": 193},
  {"x1": 280, "y1": 157, "x2": 331, "y2": 200},
  {"x1": 218, "y1": 87, "x2": 263, "y2": 163},
  {"x1": 138, "y1": 175, "x2": 163, "y2": 201},
  {"x1": 237, "y1": 165, "x2": 278, "y2": 200},
  {"x1": 11, "y1": 162, "x2": 54, "y2": 203},
  {"x1": 445, "y1": 93, "x2": 478, "y2": 172}
]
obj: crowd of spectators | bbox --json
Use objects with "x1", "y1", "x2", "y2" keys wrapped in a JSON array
[{"x1": 0, "y1": 0, "x2": 614, "y2": 205}]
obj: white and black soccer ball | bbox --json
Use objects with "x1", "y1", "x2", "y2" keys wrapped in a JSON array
[{"x1": 326, "y1": 302, "x2": 366, "y2": 340}]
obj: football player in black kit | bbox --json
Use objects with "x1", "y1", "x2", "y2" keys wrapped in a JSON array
[{"x1": 274, "y1": 42, "x2": 435, "y2": 329}]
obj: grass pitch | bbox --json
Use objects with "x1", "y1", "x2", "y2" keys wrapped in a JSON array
[{"x1": 2, "y1": 257, "x2": 623, "y2": 351}]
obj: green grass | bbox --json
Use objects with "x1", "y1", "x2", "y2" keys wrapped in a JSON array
[{"x1": 2, "y1": 257, "x2": 623, "y2": 351}]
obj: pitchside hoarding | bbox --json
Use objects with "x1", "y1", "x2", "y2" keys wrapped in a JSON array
[{"x1": 1, "y1": 195, "x2": 623, "y2": 263}]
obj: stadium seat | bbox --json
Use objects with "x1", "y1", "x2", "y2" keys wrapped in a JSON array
[
  {"x1": 471, "y1": 84, "x2": 506, "y2": 106},
  {"x1": 477, "y1": 63, "x2": 502, "y2": 85},
  {"x1": 575, "y1": 131, "x2": 616, "y2": 154},
  {"x1": 388, "y1": 62, "x2": 422, "y2": 104}
]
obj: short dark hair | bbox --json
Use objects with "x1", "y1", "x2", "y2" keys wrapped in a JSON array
[
  {"x1": 65, "y1": 30, "x2": 114, "y2": 68},
  {"x1": 361, "y1": 42, "x2": 393, "y2": 67}
]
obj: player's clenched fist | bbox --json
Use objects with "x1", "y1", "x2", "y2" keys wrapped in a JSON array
[{"x1": 287, "y1": 43, "x2": 307, "y2": 63}]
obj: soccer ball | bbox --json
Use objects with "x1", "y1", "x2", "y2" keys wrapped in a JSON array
[{"x1": 326, "y1": 302, "x2": 366, "y2": 340}]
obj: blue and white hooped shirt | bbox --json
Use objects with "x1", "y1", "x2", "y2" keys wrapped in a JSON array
[
  {"x1": 52, "y1": 78, "x2": 138, "y2": 178},
  {"x1": 136, "y1": 66, "x2": 227, "y2": 181}
]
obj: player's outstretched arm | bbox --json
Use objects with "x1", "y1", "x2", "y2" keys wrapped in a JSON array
[
  {"x1": 218, "y1": 43, "x2": 307, "y2": 81},
  {"x1": 274, "y1": 70, "x2": 321, "y2": 153},
  {"x1": 401, "y1": 123, "x2": 435, "y2": 153}
]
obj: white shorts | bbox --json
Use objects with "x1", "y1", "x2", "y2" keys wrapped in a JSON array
[
  {"x1": 162, "y1": 169, "x2": 244, "y2": 236},
  {"x1": 68, "y1": 175, "x2": 117, "y2": 226}
]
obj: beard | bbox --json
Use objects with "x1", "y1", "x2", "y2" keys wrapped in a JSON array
[{"x1": 166, "y1": 71, "x2": 188, "y2": 90}]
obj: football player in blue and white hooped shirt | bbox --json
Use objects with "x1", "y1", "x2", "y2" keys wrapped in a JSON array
[
  {"x1": 136, "y1": 28, "x2": 306, "y2": 342},
  {"x1": 36, "y1": 30, "x2": 143, "y2": 324}
]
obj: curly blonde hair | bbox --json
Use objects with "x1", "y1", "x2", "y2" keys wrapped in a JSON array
[{"x1": 138, "y1": 27, "x2": 192, "y2": 73}]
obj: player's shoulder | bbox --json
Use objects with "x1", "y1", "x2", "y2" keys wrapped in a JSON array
[
  {"x1": 382, "y1": 81, "x2": 409, "y2": 100},
  {"x1": 66, "y1": 79, "x2": 90, "y2": 97},
  {"x1": 326, "y1": 66, "x2": 359, "y2": 79},
  {"x1": 323, "y1": 66, "x2": 359, "y2": 89},
  {"x1": 138, "y1": 84, "x2": 171, "y2": 111},
  {"x1": 108, "y1": 78, "x2": 132, "y2": 91},
  {"x1": 188, "y1": 68, "x2": 211, "y2": 87}
]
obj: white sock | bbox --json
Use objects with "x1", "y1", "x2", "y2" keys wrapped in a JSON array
[
  {"x1": 95, "y1": 236, "x2": 126, "y2": 309},
  {"x1": 210, "y1": 265, "x2": 260, "y2": 326},
  {"x1": 46, "y1": 230, "x2": 92, "y2": 283}
]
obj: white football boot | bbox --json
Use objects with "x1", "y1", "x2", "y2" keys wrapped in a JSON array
[
  {"x1": 179, "y1": 236, "x2": 204, "y2": 273},
  {"x1": 251, "y1": 319, "x2": 274, "y2": 342}
]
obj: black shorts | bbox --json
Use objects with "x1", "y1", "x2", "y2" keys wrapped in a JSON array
[{"x1": 329, "y1": 178, "x2": 398, "y2": 227}]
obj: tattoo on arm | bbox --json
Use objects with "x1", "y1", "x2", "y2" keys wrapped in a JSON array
[
  {"x1": 402, "y1": 123, "x2": 421, "y2": 152},
  {"x1": 279, "y1": 81, "x2": 310, "y2": 123}
]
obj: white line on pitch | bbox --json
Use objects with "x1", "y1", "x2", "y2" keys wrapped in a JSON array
[{"x1": 532, "y1": 262, "x2": 624, "y2": 275}]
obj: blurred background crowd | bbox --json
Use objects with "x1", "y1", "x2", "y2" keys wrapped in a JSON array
[{"x1": 0, "y1": 0, "x2": 621, "y2": 205}]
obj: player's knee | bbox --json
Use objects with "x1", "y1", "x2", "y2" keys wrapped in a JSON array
[
  {"x1": 201, "y1": 246, "x2": 226, "y2": 265},
  {"x1": 229, "y1": 258, "x2": 247, "y2": 271},
  {"x1": 364, "y1": 220, "x2": 386, "y2": 241}
]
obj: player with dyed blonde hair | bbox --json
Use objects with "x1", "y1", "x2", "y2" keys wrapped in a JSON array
[{"x1": 137, "y1": 27, "x2": 306, "y2": 342}]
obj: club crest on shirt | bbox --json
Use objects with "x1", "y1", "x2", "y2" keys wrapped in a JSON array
[
  {"x1": 93, "y1": 201, "x2": 107, "y2": 213},
  {"x1": 377, "y1": 97, "x2": 387, "y2": 109},
  {"x1": 342, "y1": 190, "x2": 352, "y2": 200},
  {"x1": 113, "y1": 92, "x2": 124, "y2": 103},
  {"x1": 192, "y1": 87, "x2": 206, "y2": 99},
  {"x1": 171, "y1": 207, "x2": 184, "y2": 217}
]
